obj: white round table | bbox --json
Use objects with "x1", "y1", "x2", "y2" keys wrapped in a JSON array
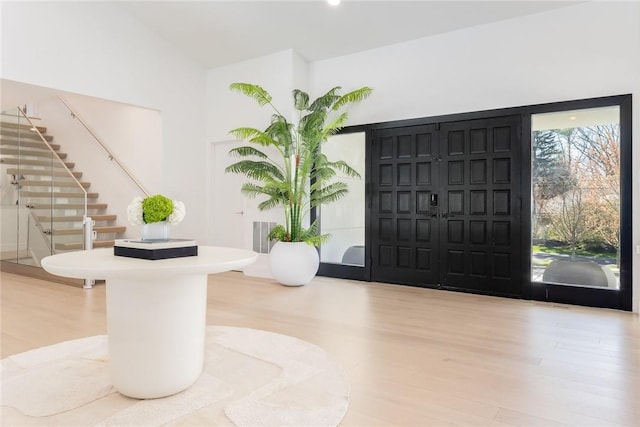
[{"x1": 41, "y1": 246, "x2": 257, "y2": 399}]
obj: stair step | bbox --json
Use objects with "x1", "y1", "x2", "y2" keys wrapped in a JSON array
[
  {"x1": 27, "y1": 202, "x2": 108, "y2": 210},
  {"x1": 55, "y1": 240, "x2": 115, "y2": 250},
  {"x1": 0, "y1": 128, "x2": 53, "y2": 142},
  {"x1": 19, "y1": 180, "x2": 90, "y2": 188},
  {"x1": 0, "y1": 158, "x2": 74, "y2": 168},
  {"x1": 0, "y1": 121, "x2": 47, "y2": 133},
  {"x1": 47, "y1": 226, "x2": 126, "y2": 236},
  {"x1": 37, "y1": 214, "x2": 117, "y2": 222},
  {"x1": 6, "y1": 168, "x2": 83, "y2": 179},
  {"x1": 0, "y1": 137, "x2": 60, "y2": 151},
  {"x1": 20, "y1": 191, "x2": 98, "y2": 199},
  {"x1": 0, "y1": 147, "x2": 67, "y2": 159}
]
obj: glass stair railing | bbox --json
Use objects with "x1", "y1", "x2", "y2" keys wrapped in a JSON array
[{"x1": 0, "y1": 107, "x2": 126, "y2": 287}]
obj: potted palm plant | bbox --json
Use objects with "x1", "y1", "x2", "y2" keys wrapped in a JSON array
[{"x1": 227, "y1": 82, "x2": 372, "y2": 285}]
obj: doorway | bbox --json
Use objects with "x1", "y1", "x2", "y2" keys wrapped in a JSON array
[
  {"x1": 370, "y1": 114, "x2": 522, "y2": 297},
  {"x1": 316, "y1": 95, "x2": 631, "y2": 310}
]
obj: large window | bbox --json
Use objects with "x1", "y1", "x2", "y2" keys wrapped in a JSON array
[{"x1": 531, "y1": 107, "x2": 621, "y2": 289}]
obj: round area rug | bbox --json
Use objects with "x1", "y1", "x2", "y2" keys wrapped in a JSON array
[{"x1": 1, "y1": 326, "x2": 349, "y2": 426}]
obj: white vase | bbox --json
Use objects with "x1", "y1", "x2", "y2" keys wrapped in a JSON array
[
  {"x1": 268, "y1": 241, "x2": 319, "y2": 286},
  {"x1": 141, "y1": 221, "x2": 170, "y2": 241}
]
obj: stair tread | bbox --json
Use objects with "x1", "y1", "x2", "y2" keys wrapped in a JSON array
[
  {"x1": 0, "y1": 158, "x2": 74, "y2": 168},
  {"x1": 0, "y1": 121, "x2": 47, "y2": 133},
  {"x1": 6, "y1": 168, "x2": 83, "y2": 179},
  {"x1": 0, "y1": 138, "x2": 60, "y2": 150},
  {"x1": 55, "y1": 240, "x2": 115, "y2": 250},
  {"x1": 20, "y1": 191, "x2": 98, "y2": 198},
  {"x1": 0, "y1": 128, "x2": 53, "y2": 142},
  {"x1": 37, "y1": 214, "x2": 117, "y2": 222},
  {"x1": 27, "y1": 203, "x2": 108, "y2": 210},
  {"x1": 19, "y1": 180, "x2": 90, "y2": 188},
  {"x1": 0, "y1": 147, "x2": 67, "y2": 159},
  {"x1": 47, "y1": 226, "x2": 126, "y2": 236}
]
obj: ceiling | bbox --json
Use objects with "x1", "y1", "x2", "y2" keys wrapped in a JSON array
[{"x1": 118, "y1": 1, "x2": 581, "y2": 69}]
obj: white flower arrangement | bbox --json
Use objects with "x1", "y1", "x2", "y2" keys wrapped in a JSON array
[{"x1": 127, "y1": 195, "x2": 186, "y2": 225}]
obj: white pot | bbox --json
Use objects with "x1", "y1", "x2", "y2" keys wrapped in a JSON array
[{"x1": 269, "y1": 241, "x2": 319, "y2": 286}]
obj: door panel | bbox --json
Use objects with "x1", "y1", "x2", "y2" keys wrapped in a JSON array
[
  {"x1": 371, "y1": 125, "x2": 440, "y2": 286},
  {"x1": 371, "y1": 115, "x2": 523, "y2": 297},
  {"x1": 439, "y1": 117, "x2": 522, "y2": 296}
]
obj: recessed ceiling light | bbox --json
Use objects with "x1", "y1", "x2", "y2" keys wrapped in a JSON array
[
  {"x1": 569, "y1": 116, "x2": 577, "y2": 121},
  {"x1": 327, "y1": 0, "x2": 341, "y2": 6}
]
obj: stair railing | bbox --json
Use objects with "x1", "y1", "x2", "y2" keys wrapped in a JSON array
[
  {"x1": 15, "y1": 107, "x2": 95, "y2": 288},
  {"x1": 57, "y1": 96, "x2": 150, "y2": 197}
]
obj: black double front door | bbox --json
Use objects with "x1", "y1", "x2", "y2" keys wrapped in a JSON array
[{"x1": 371, "y1": 115, "x2": 523, "y2": 297}]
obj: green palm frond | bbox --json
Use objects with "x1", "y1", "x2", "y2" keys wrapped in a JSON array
[
  {"x1": 265, "y1": 119, "x2": 293, "y2": 148},
  {"x1": 239, "y1": 182, "x2": 269, "y2": 198},
  {"x1": 309, "y1": 86, "x2": 341, "y2": 112},
  {"x1": 322, "y1": 112, "x2": 348, "y2": 137},
  {"x1": 257, "y1": 196, "x2": 284, "y2": 211},
  {"x1": 229, "y1": 127, "x2": 264, "y2": 140},
  {"x1": 229, "y1": 127, "x2": 280, "y2": 147},
  {"x1": 299, "y1": 112, "x2": 326, "y2": 143},
  {"x1": 226, "y1": 160, "x2": 284, "y2": 181},
  {"x1": 268, "y1": 224, "x2": 288, "y2": 242},
  {"x1": 299, "y1": 220, "x2": 331, "y2": 246},
  {"x1": 229, "y1": 83, "x2": 272, "y2": 106},
  {"x1": 311, "y1": 167, "x2": 337, "y2": 185},
  {"x1": 311, "y1": 182, "x2": 349, "y2": 206},
  {"x1": 228, "y1": 146, "x2": 268, "y2": 158},
  {"x1": 293, "y1": 89, "x2": 309, "y2": 111},
  {"x1": 241, "y1": 184, "x2": 287, "y2": 212},
  {"x1": 311, "y1": 155, "x2": 337, "y2": 183},
  {"x1": 332, "y1": 87, "x2": 373, "y2": 111},
  {"x1": 328, "y1": 160, "x2": 361, "y2": 178}
]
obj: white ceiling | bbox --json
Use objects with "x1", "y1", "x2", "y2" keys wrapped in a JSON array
[{"x1": 118, "y1": 1, "x2": 581, "y2": 69}]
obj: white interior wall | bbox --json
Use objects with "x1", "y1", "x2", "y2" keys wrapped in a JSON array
[
  {"x1": 311, "y1": 2, "x2": 639, "y2": 125},
  {"x1": 0, "y1": 1, "x2": 207, "y2": 240}
]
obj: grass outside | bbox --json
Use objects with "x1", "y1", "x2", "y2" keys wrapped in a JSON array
[
  {"x1": 532, "y1": 245, "x2": 619, "y2": 275},
  {"x1": 532, "y1": 245, "x2": 616, "y2": 259}
]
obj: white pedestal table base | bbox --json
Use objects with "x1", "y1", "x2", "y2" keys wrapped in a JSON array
[{"x1": 106, "y1": 275, "x2": 208, "y2": 399}]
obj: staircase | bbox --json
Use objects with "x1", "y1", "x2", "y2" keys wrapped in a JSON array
[{"x1": 0, "y1": 118, "x2": 127, "y2": 258}]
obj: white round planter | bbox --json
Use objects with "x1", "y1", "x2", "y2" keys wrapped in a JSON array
[{"x1": 269, "y1": 241, "x2": 319, "y2": 286}]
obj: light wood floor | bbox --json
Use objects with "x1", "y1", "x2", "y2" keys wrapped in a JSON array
[{"x1": 1, "y1": 271, "x2": 639, "y2": 426}]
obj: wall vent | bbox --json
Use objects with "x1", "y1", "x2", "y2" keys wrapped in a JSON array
[{"x1": 253, "y1": 221, "x2": 276, "y2": 254}]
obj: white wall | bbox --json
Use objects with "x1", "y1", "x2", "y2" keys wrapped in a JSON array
[
  {"x1": 311, "y1": 2, "x2": 640, "y2": 125},
  {"x1": 0, "y1": 1, "x2": 207, "y2": 240}
]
